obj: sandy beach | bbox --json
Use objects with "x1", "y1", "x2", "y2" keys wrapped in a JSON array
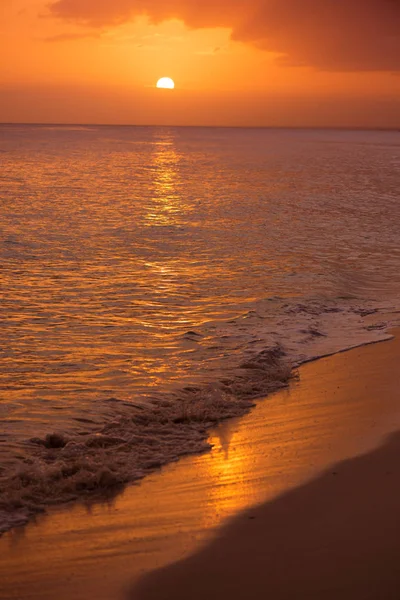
[
  {"x1": 132, "y1": 429, "x2": 400, "y2": 600},
  {"x1": 1, "y1": 331, "x2": 400, "y2": 600}
]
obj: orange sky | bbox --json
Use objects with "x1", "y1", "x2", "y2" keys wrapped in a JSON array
[{"x1": 1, "y1": 0, "x2": 399, "y2": 127}]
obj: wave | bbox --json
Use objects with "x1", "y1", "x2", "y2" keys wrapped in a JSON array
[{"x1": 0, "y1": 296, "x2": 398, "y2": 535}]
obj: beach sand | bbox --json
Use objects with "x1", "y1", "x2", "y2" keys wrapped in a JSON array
[
  {"x1": 132, "y1": 429, "x2": 400, "y2": 600},
  {"x1": 1, "y1": 332, "x2": 400, "y2": 600}
]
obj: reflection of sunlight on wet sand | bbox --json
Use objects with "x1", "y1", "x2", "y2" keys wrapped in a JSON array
[
  {"x1": 2, "y1": 335, "x2": 400, "y2": 600},
  {"x1": 145, "y1": 133, "x2": 182, "y2": 227},
  {"x1": 195, "y1": 333, "x2": 400, "y2": 530},
  {"x1": 201, "y1": 420, "x2": 262, "y2": 522}
]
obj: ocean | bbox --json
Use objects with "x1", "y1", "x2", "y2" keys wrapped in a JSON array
[{"x1": 1, "y1": 124, "x2": 399, "y2": 531}]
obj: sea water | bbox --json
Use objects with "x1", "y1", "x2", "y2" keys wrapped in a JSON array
[{"x1": 1, "y1": 125, "x2": 399, "y2": 530}]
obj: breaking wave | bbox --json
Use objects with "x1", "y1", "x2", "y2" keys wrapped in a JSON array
[
  {"x1": 0, "y1": 346, "x2": 291, "y2": 534},
  {"x1": 0, "y1": 296, "x2": 398, "y2": 535}
]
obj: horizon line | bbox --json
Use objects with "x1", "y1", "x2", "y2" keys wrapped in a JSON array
[{"x1": 0, "y1": 122, "x2": 399, "y2": 132}]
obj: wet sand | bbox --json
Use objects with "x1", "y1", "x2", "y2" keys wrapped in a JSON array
[
  {"x1": 1, "y1": 332, "x2": 400, "y2": 600},
  {"x1": 132, "y1": 430, "x2": 400, "y2": 600}
]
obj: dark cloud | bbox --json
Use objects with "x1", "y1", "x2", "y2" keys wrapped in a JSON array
[{"x1": 48, "y1": 0, "x2": 400, "y2": 71}]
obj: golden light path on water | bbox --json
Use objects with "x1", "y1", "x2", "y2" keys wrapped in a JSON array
[{"x1": 146, "y1": 134, "x2": 182, "y2": 228}]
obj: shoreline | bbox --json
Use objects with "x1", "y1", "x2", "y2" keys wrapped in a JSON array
[
  {"x1": 1, "y1": 298, "x2": 397, "y2": 536},
  {"x1": 1, "y1": 330, "x2": 400, "y2": 599}
]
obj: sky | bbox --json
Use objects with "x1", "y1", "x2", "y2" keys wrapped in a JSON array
[{"x1": 1, "y1": 0, "x2": 400, "y2": 127}]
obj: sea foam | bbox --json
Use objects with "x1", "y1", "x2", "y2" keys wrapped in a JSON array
[{"x1": 0, "y1": 296, "x2": 397, "y2": 535}]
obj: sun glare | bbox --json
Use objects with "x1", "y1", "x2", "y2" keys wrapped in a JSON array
[{"x1": 156, "y1": 77, "x2": 175, "y2": 90}]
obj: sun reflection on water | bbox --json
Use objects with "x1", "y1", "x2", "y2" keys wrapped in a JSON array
[{"x1": 145, "y1": 133, "x2": 182, "y2": 227}]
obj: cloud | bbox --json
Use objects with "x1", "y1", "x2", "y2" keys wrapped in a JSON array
[{"x1": 48, "y1": 0, "x2": 400, "y2": 71}]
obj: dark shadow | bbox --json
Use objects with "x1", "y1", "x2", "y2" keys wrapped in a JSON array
[{"x1": 129, "y1": 431, "x2": 400, "y2": 600}]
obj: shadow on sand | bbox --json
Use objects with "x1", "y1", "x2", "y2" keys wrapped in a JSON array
[{"x1": 129, "y1": 431, "x2": 400, "y2": 600}]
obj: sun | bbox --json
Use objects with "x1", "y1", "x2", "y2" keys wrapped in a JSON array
[{"x1": 156, "y1": 77, "x2": 175, "y2": 90}]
